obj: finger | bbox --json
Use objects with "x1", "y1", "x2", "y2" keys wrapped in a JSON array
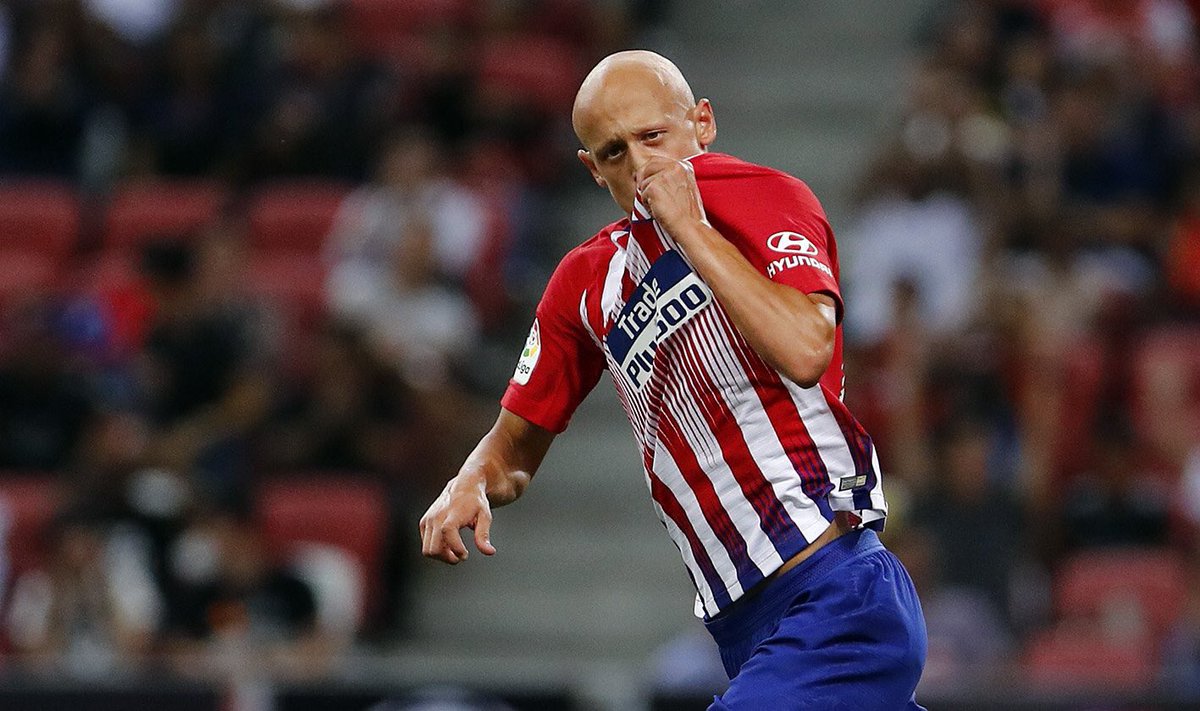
[
  {"x1": 474, "y1": 510, "x2": 496, "y2": 556},
  {"x1": 634, "y1": 157, "x2": 674, "y2": 186},
  {"x1": 636, "y1": 163, "x2": 670, "y2": 191},
  {"x1": 637, "y1": 170, "x2": 661, "y2": 195},
  {"x1": 421, "y1": 517, "x2": 435, "y2": 558},
  {"x1": 422, "y1": 516, "x2": 438, "y2": 558},
  {"x1": 442, "y1": 522, "x2": 469, "y2": 562}
]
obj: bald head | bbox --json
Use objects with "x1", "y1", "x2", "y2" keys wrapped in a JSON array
[
  {"x1": 572, "y1": 50, "x2": 696, "y2": 147},
  {"x1": 570, "y1": 50, "x2": 715, "y2": 214}
]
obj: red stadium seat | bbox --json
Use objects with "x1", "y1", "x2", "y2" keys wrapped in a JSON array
[
  {"x1": 1023, "y1": 626, "x2": 1157, "y2": 689},
  {"x1": 256, "y1": 475, "x2": 388, "y2": 619},
  {"x1": 1055, "y1": 547, "x2": 1188, "y2": 638},
  {"x1": 477, "y1": 35, "x2": 583, "y2": 113},
  {"x1": 247, "y1": 182, "x2": 350, "y2": 255},
  {"x1": 346, "y1": 0, "x2": 476, "y2": 57},
  {"x1": 0, "y1": 181, "x2": 79, "y2": 261},
  {"x1": 245, "y1": 253, "x2": 327, "y2": 310},
  {"x1": 0, "y1": 252, "x2": 60, "y2": 308},
  {"x1": 0, "y1": 475, "x2": 60, "y2": 576},
  {"x1": 103, "y1": 180, "x2": 228, "y2": 250}
]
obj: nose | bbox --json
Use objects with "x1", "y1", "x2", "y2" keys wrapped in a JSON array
[{"x1": 628, "y1": 143, "x2": 657, "y2": 178}]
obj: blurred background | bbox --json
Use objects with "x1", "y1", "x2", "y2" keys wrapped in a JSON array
[{"x1": 0, "y1": 0, "x2": 1197, "y2": 709}]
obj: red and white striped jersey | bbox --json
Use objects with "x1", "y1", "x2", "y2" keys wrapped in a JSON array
[{"x1": 501, "y1": 152, "x2": 887, "y2": 617}]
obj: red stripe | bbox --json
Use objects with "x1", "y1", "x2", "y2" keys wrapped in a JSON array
[{"x1": 630, "y1": 220, "x2": 667, "y2": 263}]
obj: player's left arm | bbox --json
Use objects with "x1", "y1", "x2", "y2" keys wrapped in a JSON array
[{"x1": 636, "y1": 158, "x2": 835, "y2": 387}]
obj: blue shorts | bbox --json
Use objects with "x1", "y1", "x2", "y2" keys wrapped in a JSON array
[{"x1": 703, "y1": 527, "x2": 927, "y2": 710}]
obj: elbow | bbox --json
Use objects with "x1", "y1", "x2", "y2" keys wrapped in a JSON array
[
  {"x1": 780, "y1": 332, "x2": 834, "y2": 388},
  {"x1": 785, "y1": 359, "x2": 830, "y2": 389}
]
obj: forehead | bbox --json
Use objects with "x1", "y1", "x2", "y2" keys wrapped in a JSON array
[{"x1": 576, "y1": 75, "x2": 690, "y2": 149}]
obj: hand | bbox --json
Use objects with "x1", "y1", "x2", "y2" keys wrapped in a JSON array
[
  {"x1": 419, "y1": 474, "x2": 496, "y2": 564},
  {"x1": 635, "y1": 157, "x2": 707, "y2": 239}
]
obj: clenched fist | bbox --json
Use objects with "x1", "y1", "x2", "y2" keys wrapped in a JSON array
[{"x1": 635, "y1": 157, "x2": 707, "y2": 239}]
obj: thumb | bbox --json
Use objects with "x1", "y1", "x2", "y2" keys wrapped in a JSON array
[{"x1": 474, "y1": 510, "x2": 496, "y2": 556}]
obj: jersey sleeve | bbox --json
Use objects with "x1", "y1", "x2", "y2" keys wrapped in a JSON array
[
  {"x1": 500, "y1": 254, "x2": 606, "y2": 434},
  {"x1": 705, "y1": 173, "x2": 844, "y2": 323}
]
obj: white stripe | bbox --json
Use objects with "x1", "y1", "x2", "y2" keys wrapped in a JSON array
[
  {"x1": 785, "y1": 379, "x2": 857, "y2": 510},
  {"x1": 864, "y1": 444, "x2": 888, "y2": 523},
  {"x1": 579, "y1": 290, "x2": 600, "y2": 348},
  {"x1": 599, "y1": 246, "x2": 627, "y2": 324},
  {"x1": 632, "y1": 196, "x2": 651, "y2": 220}
]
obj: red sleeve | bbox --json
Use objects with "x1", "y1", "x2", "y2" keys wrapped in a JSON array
[
  {"x1": 500, "y1": 254, "x2": 606, "y2": 434},
  {"x1": 703, "y1": 172, "x2": 844, "y2": 323}
]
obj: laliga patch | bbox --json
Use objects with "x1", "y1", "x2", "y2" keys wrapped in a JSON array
[
  {"x1": 606, "y1": 250, "x2": 712, "y2": 391},
  {"x1": 513, "y1": 319, "x2": 541, "y2": 385}
]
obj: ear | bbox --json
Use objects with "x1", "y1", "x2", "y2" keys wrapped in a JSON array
[
  {"x1": 577, "y1": 149, "x2": 606, "y2": 187},
  {"x1": 693, "y1": 99, "x2": 717, "y2": 148}
]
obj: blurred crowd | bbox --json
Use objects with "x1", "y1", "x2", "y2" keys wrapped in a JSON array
[
  {"x1": 0, "y1": 0, "x2": 661, "y2": 683},
  {"x1": 840, "y1": 0, "x2": 1200, "y2": 695}
]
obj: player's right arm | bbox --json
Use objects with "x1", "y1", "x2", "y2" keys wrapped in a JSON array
[
  {"x1": 421, "y1": 238, "x2": 607, "y2": 565},
  {"x1": 420, "y1": 407, "x2": 556, "y2": 564}
]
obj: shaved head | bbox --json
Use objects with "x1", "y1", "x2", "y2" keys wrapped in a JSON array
[
  {"x1": 570, "y1": 50, "x2": 715, "y2": 213},
  {"x1": 572, "y1": 50, "x2": 696, "y2": 147}
]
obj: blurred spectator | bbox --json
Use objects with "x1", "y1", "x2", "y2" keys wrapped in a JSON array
[
  {"x1": 241, "y1": 2, "x2": 390, "y2": 181},
  {"x1": 260, "y1": 322, "x2": 437, "y2": 480},
  {"x1": 0, "y1": 9, "x2": 88, "y2": 176},
  {"x1": 327, "y1": 128, "x2": 487, "y2": 290},
  {"x1": 1166, "y1": 171, "x2": 1200, "y2": 311},
  {"x1": 130, "y1": 13, "x2": 236, "y2": 176},
  {"x1": 5, "y1": 511, "x2": 161, "y2": 673},
  {"x1": 892, "y1": 528, "x2": 1013, "y2": 693},
  {"x1": 844, "y1": 145, "x2": 983, "y2": 345},
  {"x1": 0, "y1": 307, "x2": 95, "y2": 471},
  {"x1": 1044, "y1": 0, "x2": 1197, "y2": 69},
  {"x1": 1160, "y1": 557, "x2": 1200, "y2": 693},
  {"x1": 135, "y1": 237, "x2": 271, "y2": 506},
  {"x1": 912, "y1": 416, "x2": 1026, "y2": 617},
  {"x1": 165, "y1": 508, "x2": 337, "y2": 678},
  {"x1": 84, "y1": 0, "x2": 179, "y2": 47},
  {"x1": 326, "y1": 129, "x2": 483, "y2": 388},
  {"x1": 1060, "y1": 420, "x2": 1171, "y2": 551}
]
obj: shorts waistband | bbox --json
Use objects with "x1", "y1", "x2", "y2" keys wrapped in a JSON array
[{"x1": 704, "y1": 527, "x2": 885, "y2": 645}]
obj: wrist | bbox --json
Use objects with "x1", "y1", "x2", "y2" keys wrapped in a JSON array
[
  {"x1": 451, "y1": 468, "x2": 489, "y2": 497},
  {"x1": 670, "y1": 216, "x2": 716, "y2": 248}
]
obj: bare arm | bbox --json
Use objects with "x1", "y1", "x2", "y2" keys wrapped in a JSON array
[
  {"x1": 636, "y1": 158, "x2": 837, "y2": 387},
  {"x1": 419, "y1": 407, "x2": 556, "y2": 564}
]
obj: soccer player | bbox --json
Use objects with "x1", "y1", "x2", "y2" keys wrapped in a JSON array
[{"x1": 420, "y1": 50, "x2": 927, "y2": 709}]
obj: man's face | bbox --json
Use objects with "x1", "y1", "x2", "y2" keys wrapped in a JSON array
[{"x1": 576, "y1": 92, "x2": 714, "y2": 215}]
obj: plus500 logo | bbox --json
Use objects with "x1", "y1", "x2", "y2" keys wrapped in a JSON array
[{"x1": 608, "y1": 251, "x2": 712, "y2": 390}]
